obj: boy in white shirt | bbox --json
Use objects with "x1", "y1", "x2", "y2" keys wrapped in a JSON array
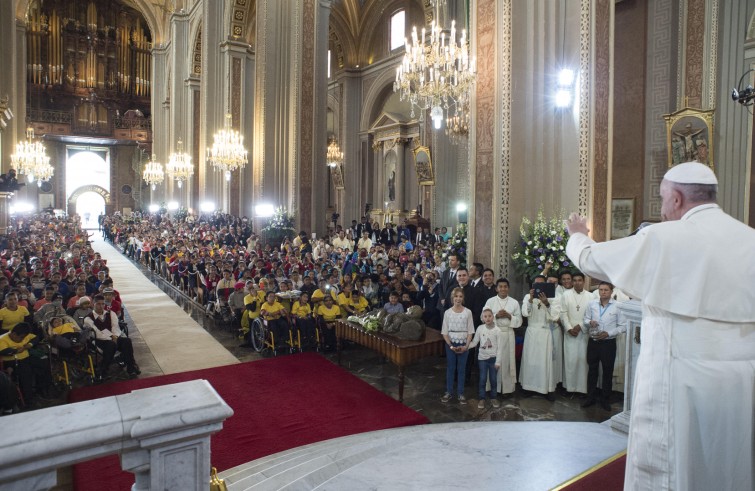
[{"x1": 469, "y1": 308, "x2": 505, "y2": 409}]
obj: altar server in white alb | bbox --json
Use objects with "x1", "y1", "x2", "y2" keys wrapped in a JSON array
[
  {"x1": 557, "y1": 272, "x2": 592, "y2": 394},
  {"x1": 519, "y1": 276, "x2": 558, "y2": 400},
  {"x1": 565, "y1": 161, "x2": 755, "y2": 491},
  {"x1": 482, "y1": 278, "x2": 522, "y2": 395}
]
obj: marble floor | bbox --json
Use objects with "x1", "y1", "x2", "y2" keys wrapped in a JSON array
[{"x1": 88, "y1": 237, "x2": 624, "y2": 426}]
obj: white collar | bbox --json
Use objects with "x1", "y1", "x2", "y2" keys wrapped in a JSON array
[{"x1": 681, "y1": 203, "x2": 718, "y2": 220}]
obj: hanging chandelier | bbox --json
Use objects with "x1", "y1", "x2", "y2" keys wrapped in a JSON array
[
  {"x1": 445, "y1": 102, "x2": 470, "y2": 144},
  {"x1": 393, "y1": 5, "x2": 476, "y2": 130},
  {"x1": 207, "y1": 114, "x2": 248, "y2": 181},
  {"x1": 326, "y1": 138, "x2": 344, "y2": 168},
  {"x1": 10, "y1": 127, "x2": 53, "y2": 184},
  {"x1": 142, "y1": 154, "x2": 165, "y2": 190},
  {"x1": 166, "y1": 138, "x2": 193, "y2": 188}
]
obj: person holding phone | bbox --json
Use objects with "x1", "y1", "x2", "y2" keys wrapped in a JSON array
[{"x1": 519, "y1": 276, "x2": 558, "y2": 401}]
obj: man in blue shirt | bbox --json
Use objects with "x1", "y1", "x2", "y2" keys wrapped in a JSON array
[{"x1": 581, "y1": 281, "x2": 626, "y2": 411}]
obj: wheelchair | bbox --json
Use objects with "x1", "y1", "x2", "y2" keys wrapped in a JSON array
[
  {"x1": 291, "y1": 316, "x2": 322, "y2": 352},
  {"x1": 43, "y1": 314, "x2": 97, "y2": 389},
  {"x1": 249, "y1": 316, "x2": 301, "y2": 355}
]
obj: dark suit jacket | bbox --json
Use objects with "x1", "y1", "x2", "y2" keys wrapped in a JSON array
[{"x1": 437, "y1": 268, "x2": 459, "y2": 310}]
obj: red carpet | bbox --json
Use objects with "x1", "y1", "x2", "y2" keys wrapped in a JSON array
[
  {"x1": 69, "y1": 353, "x2": 428, "y2": 491},
  {"x1": 560, "y1": 452, "x2": 626, "y2": 490}
]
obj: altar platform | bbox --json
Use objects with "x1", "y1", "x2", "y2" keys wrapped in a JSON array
[{"x1": 220, "y1": 421, "x2": 627, "y2": 490}]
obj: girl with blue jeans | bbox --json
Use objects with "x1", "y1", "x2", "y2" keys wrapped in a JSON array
[{"x1": 440, "y1": 288, "x2": 475, "y2": 404}]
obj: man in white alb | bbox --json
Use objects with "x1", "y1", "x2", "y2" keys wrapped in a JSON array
[
  {"x1": 483, "y1": 278, "x2": 522, "y2": 395},
  {"x1": 565, "y1": 162, "x2": 755, "y2": 490},
  {"x1": 557, "y1": 272, "x2": 591, "y2": 394},
  {"x1": 520, "y1": 276, "x2": 558, "y2": 401}
]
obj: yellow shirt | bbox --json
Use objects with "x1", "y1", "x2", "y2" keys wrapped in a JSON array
[
  {"x1": 261, "y1": 301, "x2": 286, "y2": 320},
  {"x1": 316, "y1": 304, "x2": 341, "y2": 322},
  {"x1": 51, "y1": 322, "x2": 77, "y2": 336},
  {"x1": 0, "y1": 306, "x2": 29, "y2": 332},
  {"x1": 311, "y1": 289, "x2": 336, "y2": 304},
  {"x1": 243, "y1": 291, "x2": 264, "y2": 319},
  {"x1": 291, "y1": 301, "x2": 312, "y2": 318},
  {"x1": 337, "y1": 292, "x2": 353, "y2": 316},
  {"x1": 0, "y1": 332, "x2": 35, "y2": 362},
  {"x1": 350, "y1": 296, "x2": 369, "y2": 314}
]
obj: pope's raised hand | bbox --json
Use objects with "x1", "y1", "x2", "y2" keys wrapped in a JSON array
[{"x1": 566, "y1": 213, "x2": 590, "y2": 236}]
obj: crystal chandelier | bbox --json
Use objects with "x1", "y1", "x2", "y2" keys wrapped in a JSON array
[
  {"x1": 166, "y1": 138, "x2": 193, "y2": 188},
  {"x1": 326, "y1": 138, "x2": 344, "y2": 168},
  {"x1": 207, "y1": 114, "x2": 248, "y2": 181},
  {"x1": 445, "y1": 102, "x2": 470, "y2": 144},
  {"x1": 10, "y1": 127, "x2": 53, "y2": 185},
  {"x1": 142, "y1": 154, "x2": 165, "y2": 190},
  {"x1": 393, "y1": 4, "x2": 476, "y2": 130}
]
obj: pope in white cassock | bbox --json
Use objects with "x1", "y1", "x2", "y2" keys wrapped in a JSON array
[
  {"x1": 557, "y1": 272, "x2": 592, "y2": 394},
  {"x1": 482, "y1": 278, "x2": 522, "y2": 394},
  {"x1": 565, "y1": 162, "x2": 754, "y2": 490}
]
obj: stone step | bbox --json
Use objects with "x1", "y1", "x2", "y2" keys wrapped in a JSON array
[{"x1": 222, "y1": 427, "x2": 416, "y2": 490}]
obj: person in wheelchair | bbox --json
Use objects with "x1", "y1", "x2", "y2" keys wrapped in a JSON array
[
  {"x1": 239, "y1": 282, "x2": 263, "y2": 347},
  {"x1": 47, "y1": 316, "x2": 88, "y2": 353},
  {"x1": 315, "y1": 295, "x2": 341, "y2": 350},
  {"x1": 0, "y1": 322, "x2": 54, "y2": 407},
  {"x1": 349, "y1": 289, "x2": 370, "y2": 315},
  {"x1": 291, "y1": 291, "x2": 316, "y2": 348},
  {"x1": 260, "y1": 291, "x2": 290, "y2": 349},
  {"x1": 83, "y1": 295, "x2": 140, "y2": 379}
]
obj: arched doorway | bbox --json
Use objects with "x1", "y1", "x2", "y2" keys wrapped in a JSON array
[{"x1": 67, "y1": 185, "x2": 111, "y2": 229}]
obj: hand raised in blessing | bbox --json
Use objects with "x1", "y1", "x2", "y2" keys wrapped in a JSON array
[{"x1": 566, "y1": 213, "x2": 590, "y2": 236}]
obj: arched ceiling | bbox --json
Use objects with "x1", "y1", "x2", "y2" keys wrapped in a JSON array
[{"x1": 329, "y1": 0, "x2": 427, "y2": 68}]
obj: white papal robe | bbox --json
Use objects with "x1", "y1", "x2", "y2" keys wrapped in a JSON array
[
  {"x1": 566, "y1": 204, "x2": 755, "y2": 491},
  {"x1": 483, "y1": 295, "x2": 522, "y2": 394},
  {"x1": 557, "y1": 289, "x2": 592, "y2": 394},
  {"x1": 520, "y1": 295, "x2": 557, "y2": 394}
]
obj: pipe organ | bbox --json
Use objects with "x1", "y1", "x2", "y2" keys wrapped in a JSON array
[{"x1": 26, "y1": 0, "x2": 152, "y2": 111}]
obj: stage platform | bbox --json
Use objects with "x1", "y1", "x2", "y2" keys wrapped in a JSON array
[{"x1": 220, "y1": 421, "x2": 627, "y2": 490}]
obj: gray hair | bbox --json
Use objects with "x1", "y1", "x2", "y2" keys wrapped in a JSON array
[{"x1": 673, "y1": 182, "x2": 717, "y2": 203}]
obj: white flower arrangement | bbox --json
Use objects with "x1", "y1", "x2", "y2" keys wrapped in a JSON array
[{"x1": 511, "y1": 208, "x2": 571, "y2": 280}]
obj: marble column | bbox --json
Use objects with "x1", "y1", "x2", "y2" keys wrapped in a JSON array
[
  {"x1": 151, "y1": 45, "x2": 170, "y2": 205},
  {"x1": 187, "y1": 76, "x2": 201, "y2": 211},
  {"x1": 169, "y1": 10, "x2": 192, "y2": 209},
  {"x1": 253, "y1": 0, "x2": 303, "y2": 214},
  {"x1": 0, "y1": 10, "x2": 26, "y2": 170},
  {"x1": 221, "y1": 39, "x2": 253, "y2": 215},
  {"x1": 200, "y1": 0, "x2": 227, "y2": 205},
  {"x1": 340, "y1": 71, "x2": 363, "y2": 224}
]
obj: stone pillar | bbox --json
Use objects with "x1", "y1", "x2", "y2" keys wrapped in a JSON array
[
  {"x1": 340, "y1": 71, "x2": 362, "y2": 224},
  {"x1": 187, "y1": 76, "x2": 201, "y2": 211},
  {"x1": 169, "y1": 10, "x2": 192, "y2": 209},
  {"x1": 0, "y1": 192, "x2": 11, "y2": 235},
  {"x1": 254, "y1": 0, "x2": 303, "y2": 214},
  {"x1": 151, "y1": 45, "x2": 170, "y2": 205},
  {"x1": 221, "y1": 40, "x2": 253, "y2": 216},
  {"x1": 200, "y1": 0, "x2": 227, "y2": 205},
  {"x1": 395, "y1": 139, "x2": 406, "y2": 212},
  {"x1": 0, "y1": 11, "x2": 26, "y2": 171}
]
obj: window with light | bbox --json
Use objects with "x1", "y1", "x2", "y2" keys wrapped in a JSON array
[{"x1": 390, "y1": 10, "x2": 405, "y2": 51}]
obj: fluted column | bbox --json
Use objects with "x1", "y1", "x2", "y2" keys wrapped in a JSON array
[
  {"x1": 150, "y1": 45, "x2": 169, "y2": 205},
  {"x1": 200, "y1": 0, "x2": 227, "y2": 206},
  {"x1": 340, "y1": 71, "x2": 362, "y2": 222},
  {"x1": 0, "y1": 10, "x2": 26, "y2": 170},
  {"x1": 169, "y1": 10, "x2": 192, "y2": 209}
]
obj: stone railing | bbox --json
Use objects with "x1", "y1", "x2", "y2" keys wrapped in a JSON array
[{"x1": 0, "y1": 379, "x2": 233, "y2": 491}]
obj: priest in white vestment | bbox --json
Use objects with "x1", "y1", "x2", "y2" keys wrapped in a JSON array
[
  {"x1": 557, "y1": 272, "x2": 592, "y2": 394},
  {"x1": 520, "y1": 277, "x2": 558, "y2": 399},
  {"x1": 565, "y1": 162, "x2": 755, "y2": 491},
  {"x1": 483, "y1": 278, "x2": 522, "y2": 394}
]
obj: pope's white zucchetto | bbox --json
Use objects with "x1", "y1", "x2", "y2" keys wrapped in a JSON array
[{"x1": 664, "y1": 161, "x2": 718, "y2": 185}]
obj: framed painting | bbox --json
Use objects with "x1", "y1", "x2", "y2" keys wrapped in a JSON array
[
  {"x1": 413, "y1": 145, "x2": 435, "y2": 185},
  {"x1": 663, "y1": 107, "x2": 715, "y2": 169},
  {"x1": 611, "y1": 198, "x2": 635, "y2": 239}
]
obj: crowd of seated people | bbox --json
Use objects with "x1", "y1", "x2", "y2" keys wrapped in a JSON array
[
  {"x1": 0, "y1": 214, "x2": 139, "y2": 413},
  {"x1": 103, "y1": 212, "x2": 469, "y2": 352}
]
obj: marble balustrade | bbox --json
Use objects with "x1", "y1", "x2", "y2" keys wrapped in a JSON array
[{"x1": 0, "y1": 379, "x2": 233, "y2": 491}]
